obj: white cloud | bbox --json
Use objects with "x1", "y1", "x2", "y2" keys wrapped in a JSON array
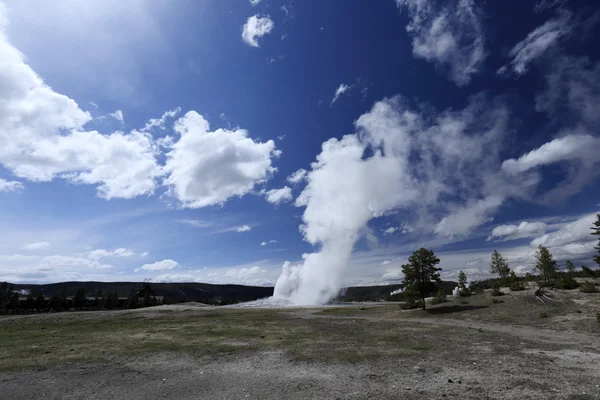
[
  {"x1": 488, "y1": 221, "x2": 548, "y2": 241},
  {"x1": 264, "y1": 186, "x2": 293, "y2": 204},
  {"x1": 242, "y1": 15, "x2": 274, "y2": 47},
  {"x1": 140, "y1": 251, "x2": 149, "y2": 257},
  {"x1": 260, "y1": 240, "x2": 277, "y2": 246},
  {"x1": 236, "y1": 225, "x2": 252, "y2": 232},
  {"x1": 162, "y1": 111, "x2": 278, "y2": 208},
  {"x1": 23, "y1": 242, "x2": 50, "y2": 251},
  {"x1": 503, "y1": 135, "x2": 600, "y2": 174},
  {"x1": 0, "y1": 253, "x2": 113, "y2": 283},
  {"x1": 383, "y1": 227, "x2": 398, "y2": 235},
  {"x1": 498, "y1": 11, "x2": 571, "y2": 76},
  {"x1": 381, "y1": 260, "x2": 391, "y2": 266},
  {"x1": 136, "y1": 259, "x2": 178, "y2": 272},
  {"x1": 396, "y1": 0, "x2": 486, "y2": 86},
  {"x1": 531, "y1": 213, "x2": 597, "y2": 250},
  {"x1": 502, "y1": 134, "x2": 600, "y2": 203},
  {"x1": 0, "y1": 18, "x2": 162, "y2": 199},
  {"x1": 110, "y1": 110, "x2": 124, "y2": 123},
  {"x1": 177, "y1": 219, "x2": 216, "y2": 228},
  {"x1": 141, "y1": 107, "x2": 181, "y2": 132},
  {"x1": 287, "y1": 168, "x2": 307, "y2": 184},
  {"x1": 249, "y1": 0, "x2": 262, "y2": 5},
  {"x1": 331, "y1": 83, "x2": 352, "y2": 105},
  {"x1": 87, "y1": 248, "x2": 137, "y2": 260},
  {"x1": 0, "y1": 179, "x2": 24, "y2": 192}
]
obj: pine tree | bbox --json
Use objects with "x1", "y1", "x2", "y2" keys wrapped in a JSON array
[
  {"x1": 73, "y1": 288, "x2": 86, "y2": 309},
  {"x1": 457, "y1": 270, "x2": 469, "y2": 296},
  {"x1": 592, "y1": 214, "x2": 600, "y2": 267},
  {"x1": 490, "y1": 250, "x2": 511, "y2": 281},
  {"x1": 401, "y1": 248, "x2": 442, "y2": 310},
  {"x1": 534, "y1": 245, "x2": 558, "y2": 284},
  {"x1": 565, "y1": 260, "x2": 576, "y2": 275}
]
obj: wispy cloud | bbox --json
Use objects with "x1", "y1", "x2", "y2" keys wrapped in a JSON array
[
  {"x1": 22, "y1": 242, "x2": 50, "y2": 251},
  {"x1": 331, "y1": 83, "x2": 352, "y2": 106},
  {"x1": 0, "y1": 179, "x2": 24, "y2": 192},
  {"x1": 498, "y1": 11, "x2": 571, "y2": 76},
  {"x1": 396, "y1": 0, "x2": 486, "y2": 86}
]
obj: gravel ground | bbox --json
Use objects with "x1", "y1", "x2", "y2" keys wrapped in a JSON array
[{"x1": 1, "y1": 288, "x2": 599, "y2": 399}]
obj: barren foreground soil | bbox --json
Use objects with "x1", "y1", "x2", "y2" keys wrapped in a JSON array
[{"x1": 1, "y1": 285, "x2": 599, "y2": 399}]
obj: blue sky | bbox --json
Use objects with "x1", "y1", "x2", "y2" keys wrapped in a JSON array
[{"x1": 0, "y1": 0, "x2": 599, "y2": 292}]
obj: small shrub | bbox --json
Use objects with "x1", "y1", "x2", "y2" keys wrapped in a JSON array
[
  {"x1": 401, "y1": 297, "x2": 421, "y2": 310},
  {"x1": 492, "y1": 298, "x2": 504, "y2": 304},
  {"x1": 579, "y1": 281, "x2": 598, "y2": 293},
  {"x1": 430, "y1": 290, "x2": 447, "y2": 305},
  {"x1": 538, "y1": 312, "x2": 549, "y2": 319},
  {"x1": 509, "y1": 281, "x2": 526, "y2": 291},
  {"x1": 555, "y1": 276, "x2": 579, "y2": 290},
  {"x1": 491, "y1": 280, "x2": 504, "y2": 296}
]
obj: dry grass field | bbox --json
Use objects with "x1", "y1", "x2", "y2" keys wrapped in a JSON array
[{"x1": 1, "y1": 284, "x2": 599, "y2": 399}]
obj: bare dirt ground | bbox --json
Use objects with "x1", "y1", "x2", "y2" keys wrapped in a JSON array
[{"x1": 1, "y1": 287, "x2": 599, "y2": 399}]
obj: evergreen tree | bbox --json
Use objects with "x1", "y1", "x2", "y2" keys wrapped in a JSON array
[
  {"x1": 565, "y1": 260, "x2": 576, "y2": 275},
  {"x1": 103, "y1": 291, "x2": 119, "y2": 309},
  {"x1": 0, "y1": 282, "x2": 8, "y2": 310},
  {"x1": 490, "y1": 250, "x2": 511, "y2": 281},
  {"x1": 457, "y1": 270, "x2": 469, "y2": 296},
  {"x1": 401, "y1": 248, "x2": 442, "y2": 310},
  {"x1": 534, "y1": 245, "x2": 558, "y2": 284},
  {"x1": 592, "y1": 214, "x2": 600, "y2": 267},
  {"x1": 73, "y1": 288, "x2": 86, "y2": 309}
]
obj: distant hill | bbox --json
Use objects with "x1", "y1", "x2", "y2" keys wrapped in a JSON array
[
  {"x1": 6, "y1": 280, "x2": 458, "y2": 305},
  {"x1": 8, "y1": 281, "x2": 274, "y2": 305}
]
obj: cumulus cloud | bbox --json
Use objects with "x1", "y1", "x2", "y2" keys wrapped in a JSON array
[
  {"x1": 498, "y1": 11, "x2": 571, "y2": 76},
  {"x1": 236, "y1": 225, "x2": 252, "y2": 232},
  {"x1": 0, "y1": 179, "x2": 23, "y2": 192},
  {"x1": 396, "y1": 0, "x2": 486, "y2": 86},
  {"x1": 0, "y1": 17, "x2": 162, "y2": 199},
  {"x1": 488, "y1": 221, "x2": 548, "y2": 241},
  {"x1": 263, "y1": 186, "x2": 293, "y2": 204},
  {"x1": 23, "y1": 242, "x2": 50, "y2": 251},
  {"x1": 163, "y1": 111, "x2": 278, "y2": 208},
  {"x1": 249, "y1": 0, "x2": 262, "y2": 5},
  {"x1": 242, "y1": 15, "x2": 274, "y2": 47},
  {"x1": 135, "y1": 259, "x2": 178, "y2": 272},
  {"x1": 331, "y1": 83, "x2": 352, "y2": 105},
  {"x1": 110, "y1": 110, "x2": 124, "y2": 123},
  {"x1": 260, "y1": 240, "x2": 277, "y2": 246},
  {"x1": 287, "y1": 169, "x2": 307, "y2": 184}
]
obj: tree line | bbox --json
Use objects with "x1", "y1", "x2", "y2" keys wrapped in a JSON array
[
  {"x1": 0, "y1": 284, "x2": 163, "y2": 314},
  {"x1": 399, "y1": 214, "x2": 600, "y2": 309}
]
